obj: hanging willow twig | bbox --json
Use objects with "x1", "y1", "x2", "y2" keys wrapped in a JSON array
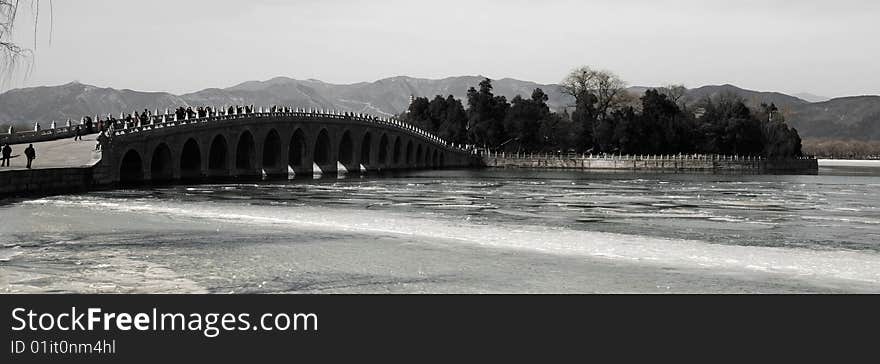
[{"x1": 1, "y1": 0, "x2": 50, "y2": 87}]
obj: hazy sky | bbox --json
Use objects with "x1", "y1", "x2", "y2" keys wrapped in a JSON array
[{"x1": 6, "y1": 0, "x2": 880, "y2": 97}]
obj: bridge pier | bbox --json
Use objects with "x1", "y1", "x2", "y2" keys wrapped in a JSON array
[
  {"x1": 171, "y1": 166, "x2": 182, "y2": 181},
  {"x1": 339, "y1": 160, "x2": 360, "y2": 175},
  {"x1": 314, "y1": 162, "x2": 337, "y2": 176},
  {"x1": 207, "y1": 168, "x2": 230, "y2": 179},
  {"x1": 290, "y1": 159, "x2": 314, "y2": 178}
]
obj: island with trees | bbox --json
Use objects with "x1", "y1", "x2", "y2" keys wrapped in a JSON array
[{"x1": 401, "y1": 66, "x2": 806, "y2": 167}]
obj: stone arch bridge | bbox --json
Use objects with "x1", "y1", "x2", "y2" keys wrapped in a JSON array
[{"x1": 92, "y1": 108, "x2": 476, "y2": 185}]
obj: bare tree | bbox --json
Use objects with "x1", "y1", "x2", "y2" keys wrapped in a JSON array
[
  {"x1": 1, "y1": 0, "x2": 47, "y2": 86},
  {"x1": 658, "y1": 84, "x2": 689, "y2": 108},
  {"x1": 560, "y1": 66, "x2": 629, "y2": 120},
  {"x1": 1, "y1": 1, "x2": 25, "y2": 57}
]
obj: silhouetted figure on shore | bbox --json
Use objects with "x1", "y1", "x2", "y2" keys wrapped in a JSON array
[
  {"x1": 74, "y1": 125, "x2": 82, "y2": 141},
  {"x1": 1, "y1": 143, "x2": 11, "y2": 167},
  {"x1": 24, "y1": 144, "x2": 35, "y2": 169}
]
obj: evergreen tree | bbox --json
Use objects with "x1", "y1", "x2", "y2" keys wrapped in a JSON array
[
  {"x1": 405, "y1": 97, "x2": 432, "y2": 130},
  {"x1": 504, "y1": 88, "x2": 550, "y2": 151},
  {"x1": 570, "y1": 91, "x2": 598, "y2": 152},
  {"x1": 439, "y1": 95, "x2": 468, "y2": 144},
  {"x1": 466, "y1": 78, "x2": 509, "y2": 148}
]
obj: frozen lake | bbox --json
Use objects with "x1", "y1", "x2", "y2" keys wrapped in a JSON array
[{"x1": 2, "y1": 165, "x2": 880, "y2": 293}]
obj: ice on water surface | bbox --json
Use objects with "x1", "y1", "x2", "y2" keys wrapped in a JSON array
[{"x1": 2, "y1": 166, "x2": 880, "y2": 293}]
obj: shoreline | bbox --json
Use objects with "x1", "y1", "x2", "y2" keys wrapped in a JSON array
[
  {"x1": 818, "y1": 159, "x2": 880, "y2": 167},
  {"x1": 481, "y1": 154, "x2": 818, "y2": 173}
]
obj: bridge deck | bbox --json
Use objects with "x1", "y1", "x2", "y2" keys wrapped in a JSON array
[{"x1": 0, "y1": 135, "x2": 100, "y2": 171}]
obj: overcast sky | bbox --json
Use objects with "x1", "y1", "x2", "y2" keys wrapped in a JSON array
[{"x1": 6, "y1": 0, "x2": 879, "y2": 97}]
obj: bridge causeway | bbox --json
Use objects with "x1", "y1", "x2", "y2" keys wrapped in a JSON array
[{"x1": 0, "y1": 108, "x2": 478, "y2": 195}]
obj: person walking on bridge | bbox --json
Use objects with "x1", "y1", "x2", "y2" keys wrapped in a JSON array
[
  {"x1": 24, "y1": 144, "x2": 36, "y2": 169},
  {"x1": 1, "y1": 143, "x2": 11, "y2": 167},
  {"x1": 96, "y1": 130, "x2": 108, "y2": 151}
]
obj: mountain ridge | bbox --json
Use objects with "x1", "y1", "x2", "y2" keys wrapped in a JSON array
[{"x1": 1, "y1": 76, "x2": 878, "y2": 140}]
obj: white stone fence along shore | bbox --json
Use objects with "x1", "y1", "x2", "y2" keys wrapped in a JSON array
[
  {"x1": 481, "y1": 151, "x2": 818, "y2": 172},
  {"x1": 477, "y1": 150, "x2": 817, "y2": 161}
]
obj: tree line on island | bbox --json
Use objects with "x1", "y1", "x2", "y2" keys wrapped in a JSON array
[{"x1": 401, "y1": 66, "x2": 804, "y2": 158}]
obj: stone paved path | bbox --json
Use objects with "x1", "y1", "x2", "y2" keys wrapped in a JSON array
[{"x1": 0, "y1": 135, "x2": 101, "y2": 171}]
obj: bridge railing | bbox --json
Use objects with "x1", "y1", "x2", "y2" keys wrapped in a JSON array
[
  {"x1": 1, "y1": 124, "x2": 88, "y2": 145},
  {"x1": 107, "y1": 108, "x2": 470, "y2": 152}
]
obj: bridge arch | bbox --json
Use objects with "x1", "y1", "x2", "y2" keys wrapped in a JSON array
[
  {"x1": 392, "y1": 137, "x2": 402, "y2": 165},
  {"x1": 119, "y1": 149, "x2": 144, "y2": 184},
  {"x1": 289, "y1": 128, "x2": 308, "y2": 172},
  {"x1": 431, "y1": 149, "x2": 439, "y2": 169},
  {"x1": 378, "y1": 134, "x2": 389, "y2": 166},
  {"x1": 424, "y1": 146, "x2": 431, "y2": 168},
  {"x1": 151, "y1": 143, "x2": 173, "y2": 182},
  {"x1": 313, "y1": 129, "x2": 332, "y2": 166},
  {"x1": 235, "y1": 130, "x2": 256, "y2": 172},
  {"x1": 338, "y1": 130, "x2": 355, "y2": 168},
  {"x1": 416, "y1": 144, "x2": 423, "y2": 168},
  {"x1": 360, "y1": 132, "x2": 372, "y2": 167},
  {"x1": 208, "y1": 134, "x2": 229, "y2": 175},
  {"x1": 439, "y1": 152, "x2": 445, "y2": 168},
  {"x1": 405, "y1": 140, "x2": 414, "y2": 166},
  {"x1": 262, "y1": 129, "x2": 282, "y2": 169},
  {"x1": 180, "y1": 138, "x2": 202, "y2": 180}
]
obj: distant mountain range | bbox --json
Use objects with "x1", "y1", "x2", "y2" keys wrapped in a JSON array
[{"x1": 1, "y1": 76, "x2": 878, "y2": 140}]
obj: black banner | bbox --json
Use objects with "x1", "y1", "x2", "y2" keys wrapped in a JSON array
[{"x1": 2, "y1": 295, "x2": 877, "y2": 362}]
